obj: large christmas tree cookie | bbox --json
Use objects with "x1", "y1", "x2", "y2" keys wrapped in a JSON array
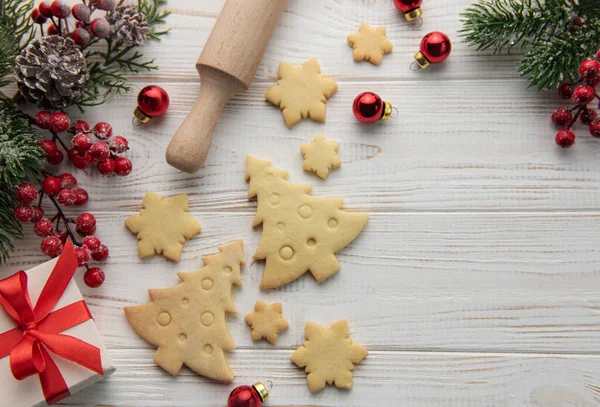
[
  {"x1": 124, "y1": 241, "x2": 245, "y2": 382},
  {"x1": 245, "y1": 156, "x2": 368, "y2": 289}
]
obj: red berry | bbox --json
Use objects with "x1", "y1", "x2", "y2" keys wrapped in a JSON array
[
  {"x1": 82, "y1": 236, "x2": 101, "y2": 251},
  {"x1": 73, "y1": 120, "x2": 90, "y2": 133},
  {"x1": 558, "y1": 83, "x2": 572, "y2": 99},
  {"x1": 31, "y1": 9, "x2": 47, "y2": 24},
  {"x1": 109, "y1": 136, "x2": 129, "y2": 153},
  {"x1": 30, "y1": 206, "x2": 44, "y2": 222},
  {"x1": 71, "y1": 27, "x2": 91, "y2": 46},
  {"x1": 94, "y1": 0, "x2": 117, "y2": 10},
  {"x1": 551, "y1": 108, "x2": 572, "y2": 126},
  {"x1": 39, "y1": 139, "x2": 58, "y2": 155},
  {"x1": 14, "y1": 206, "x2": 34, "y2": 222},
  {"x1": 92, "y1": 122, "x2": 112, "y2": 140},
  {"x1": 597, "y1": 49, "x2": 600, "y2": 61},
  {"x1": 89, "y1": 142, "x2": 110, "y2": 161},
  {"x1": 39, "y1": 1, "x2": 53, "y2": 17},
  {"x1": 73, "y1": 188, "x2": 89, "y2": 205},
  {"x1": 579, "y1": 59, "x2": 600, "y2": 80},
  {"x1": 572, "y1": 85, "x2": 596, "y2": 105},
  {"x1": 587, "y1": 76, "x2": 600, "y2": 88},
  {"x1": 46, "y1": 150, "x2": 64, "y2": 165},
  {"x1": 90, "y1": 18, "x2": 110, "y2": 39},
  {"x1": 84, "y1": 267, "x2": 105, "y2": 288},
  {"x1": 15, "y1": 183, "x2": 38, "y2": 205},
  {"x1": 76, "y1": 212, "x2": 96, "y2": 236},
  {"x1": 35, "y1": 111, "x2": 53, "y2": 129},
  {"x1": 50, "y1": 0, "x2": 71, "y2": 18},
  {"x1": 49, "y1": 112, "x2": 70, "y2": 133},
  {"x1": 74, "y1": 247, "x2": 90, "y2": 267},
  {"x1": 68, "y1": 148, "x2": 93, "y2": 170},
  {"x1": 590, "y1": 120, "x2": 600, "y2": 138},
  {"x1": 581, "y1": 108, "x2": 598, "y2": 125},
  {"x1": 114, "y1": 157, "x2": 132, "y2": 176},
  {"x1": 57, "y1": 189, "x2": 77, "y2": 206},
  {"x1": 42, "y1": 176, "x2": 61, "y2": 196},
  {"x1": 72, "y1": 133, "x2": 92, "y2": 152},
  {"x1": 41, "y1": 236, "x2": 63, "y2": 257},
  {"x1": 47, "y1": 24, "x2": 58, "y2": 35},
  {"x1": 97, "y1": 157, "x2": 116, "y2": 175},
  {"x1": 555, "y1": 129, "x2": 576, "y2": 148},
  {"x1": 91, "y1": 244, "x2": 109, "y2": 261},
  {"x1": 58, "y1": 172, "x2": 77, "y2": 189},
  {"x1": 34, "y1": 218, "x2": 54, "y2": 237},
  {"x1": 72, "y1": 3, "x2": 91, "y2": 21}
]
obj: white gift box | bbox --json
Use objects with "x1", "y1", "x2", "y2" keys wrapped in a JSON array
[{"x1": 0, "y1": 256, "x2": 115, "y2": 407}]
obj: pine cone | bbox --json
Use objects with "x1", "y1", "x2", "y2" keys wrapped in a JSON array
[
  {"x1": 14, "y1": 36, "x2": 89, "y2": 110},
  {"x1": 107, "y1": 5, "x2": 150, "y2": 47}
]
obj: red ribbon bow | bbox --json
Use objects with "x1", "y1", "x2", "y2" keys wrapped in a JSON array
[{"x1": 0, "y1": 241, "x2": 104, "y2": 405}]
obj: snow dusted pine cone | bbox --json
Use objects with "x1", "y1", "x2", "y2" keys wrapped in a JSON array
[
  {"x1": 14, "y1": 36, "x2": 89, "y2": 109},
  {"x1": 106, "y1": 5, "x2": 150, "y2": 46}
]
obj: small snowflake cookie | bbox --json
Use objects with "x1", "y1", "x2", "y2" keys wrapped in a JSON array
[
  {"x1": 301, "y1": 134, "x2": 341, "y2": 179},
  {"x1": 124, "y1": 192, "x2": 201, "y2": 262},
  {"x1": 291, "y1": 320, "x2": 367, "y2": 392},
  {"x1": 245, "y1": 301, "x2": 289, "y2": 344},
  {"x1": 265, "y1": 58, "x2": 338, "y2": 128},
  {"x1": 347, "y1": 23, "x2": 393, "y2": 65}
]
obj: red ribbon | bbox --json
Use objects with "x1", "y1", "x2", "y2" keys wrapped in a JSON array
[{"x1": 0, "y1": 241, "x2": 104, "y2": 405}]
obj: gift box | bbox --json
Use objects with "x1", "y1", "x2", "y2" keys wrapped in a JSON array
[{"x1": 0, "y1": 241, "x2": 115, "y2": 407}]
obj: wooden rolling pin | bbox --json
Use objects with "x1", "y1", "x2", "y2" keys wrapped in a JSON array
[{"x1": 166, "y1": 0, "x2": 287, "y2": 173}]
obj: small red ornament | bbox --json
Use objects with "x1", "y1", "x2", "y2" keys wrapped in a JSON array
[
  {"x1": 393, "y1": 0, "x2": 422, "y2": 21},
  {"x1": 134, "y1": 85, "x2": 170, "y2": 124},
  {"x1": 227, "y1": 382, "x2": 270, "y2": 407},
  {"x1": 414, "y1": 31, "x2": 452, "y2": 69},
  {"x1": 353, "y1": 92, "x2": 393, "y2": 123}
]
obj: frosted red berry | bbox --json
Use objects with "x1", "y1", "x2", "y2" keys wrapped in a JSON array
[
  {"x1": 89, "y1": 142, "x2": 110, "y2": 161},
  {"x1": 15, "y1": 183, "x2": 38, "y2": 205},
  {"x1": 586, "y1": 76, "x2": 600, "y2": 88},
  {"x1": 72, "y1": 133, "x2": 92, "y2": 152},
  {"x1": 114, "y1": 157, "x2": 132, "y2": 176},
  {"x1": 92, "y1": 122, "x2": 112, "y2": 140},
  {"x1": 110, "y1": 136, "x2": 129, "y2": 153},
  {"x1": 551, "y1": 108, "x2": 572, "y2": 126},
  {"x1": 579, "y1": 59, "x2": 600, "y2": 80},
  {"x1": 555, "y1": 129, "x2": 576, "y2": 148},
  {"x1": 94, "y1": 0, "x2": 117, "y2": 10},
  {"x1": 41, "y1": 236, "x2": 63, "y2": 258},
  {"x1": 73, "y1": 188, "x2": 89, "y2": 205},
  {"x1": 58, "y1": 173, "x2": 77, "y2": 189},
  {"x1": 73, "y1": 120, "x2": 90, "y2": 133},
  {"x1": 581, "y1": 108, "x2": 598, "y2": 125},
  {"x1": 47, "y1": 24, "x2": 58, "y2": 35},
  {"x1": 97, "y1": 158, "x2": 116, "y2": 175},
  {"x1": 50, "y1": 0, "x2": 71, "y2": 18},
  {"x1": 590, "y1": 120, "x2": 600, "y2": 138},
  {"x1": 71, "y1": 27, "x2": 91, "y2": 46},
  {"x1": 42, "y1": 176, "x2": 61, "y2": 196},
  {"x1": 34, "y1": 218, "x2": 54, "y2": 237},
  {"x1": 35, "y1": 111, "x2": 53, "y2": 129},
  {"x1": 31, "y1": 9, "x2": 47, "y2": 24},
  {"x1": 91, "y1": 244, "x2": 109, "y2": 261},
  {"x1": 558, "y1": 83, "x2": 572, "y2": 99},
  {"x1": 84, "y1": 267, "x2": 105, "y2": 288},
  {"x1": 68, "y1": 148, "x2": 93, "y2": 169},
  {"x1": 30, "y1": 206, "x2": 44, "y2": 222},
  {"x1": 76, "y1": 212, "x2": 96, "y2": 235},
  {"x1": 90, "y1": 18, "x2": 110, "y2": 39},
  {"x1": 74, "y1": 247, "x2": 90, "y2": 267},
  {"x1": 49, "y1": 112, "x2": 70, "y2": 132},
  {"x1": 72, "y1": 3, "x2": 91, "y2": 21},
  {"x1": 39, "y1": 1, "x2": 53, "y2": 17},
  {"x1": 572, "y1": 85, "x2": 596, "y2": 105},
  {"x1": 57, "y1": 189, "x2": 77, "y2": 206},
  {"x1": 82, "y1": 236, "x2": 101, "y2": 251},
  {"x1": 54, "y1": 231, "x2": 66, "y2": 243},
  {"x1": 46, "y1": 150, "x2": 64, "y2": 165},
  {"x1": 39, "y1": 139, "x2": 58, "y2": 155},
  {"x1": 14, "y1": 206, "x2": 34, "y2": 222}
]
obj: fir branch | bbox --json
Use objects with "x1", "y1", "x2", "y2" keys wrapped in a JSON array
[
  {"x1": 0, "y1": 0, "x2": 35, "y2": 89},
  {"x1": 461, "y1": 0, "x2": 600, "y2": 91}
]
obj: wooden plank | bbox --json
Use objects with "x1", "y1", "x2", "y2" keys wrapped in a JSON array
[
  {"x1": 5, "y1": 212, "x2": 600, "y2": 353},
  {"x1": 63, "y1": 349, "x2": 600, "y2": 407}
]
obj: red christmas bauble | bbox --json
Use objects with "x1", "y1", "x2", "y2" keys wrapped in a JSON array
[
  {"x1": 393, "y1": 0, "x2": 423, "y2": 20},
  {"x1": 353, "y1": 92, "x2": 393, "y2": 123},
  {"x1": 415, "y1": 32, "x2": 452, "y2": 69},
  {"x1": 134, "y1": 85, "x2": 170, "y2": 123},
  {"x1": 227, "y1": 385, "x2": 262, "y2": 407}
]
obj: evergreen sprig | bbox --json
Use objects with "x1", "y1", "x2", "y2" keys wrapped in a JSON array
[
  {"x1": 0, "y1": 0, "x2": 35, "y2": 88},
  {"x1": 461, "y1": 0, "x2": 600, "y2": 91}
]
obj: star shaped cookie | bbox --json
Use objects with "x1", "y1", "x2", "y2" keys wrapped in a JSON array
[
  {"x1": 245, "y1": 301, "x2": 289, "y2": 344},
  {"x1": 265, "y1": 58, "x2": 338, "y2": 128},
  {"x1": 301, "y1": 134, "x2": 341, "y2": 179},
  {"x1": 124, "y1": 192, "x2": 201, "y2": 262},
  {"x1": 291, "y1": 320, "x2": 367, "y2": 392},
  {"x1": 347, "y1": 23, "x2": 393, "y2": 65}
]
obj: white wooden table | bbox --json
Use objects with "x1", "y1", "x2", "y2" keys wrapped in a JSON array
[{"x1": 3, "y1": 0, "x2": 600, "y2": 405}]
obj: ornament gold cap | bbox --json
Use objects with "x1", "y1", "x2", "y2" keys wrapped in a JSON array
[
  {"x1": 414, "y1": 51, "x2": 431, "y2": 69},
  {"x1": 253, "y1": 382, "x2": 269, "y2": 402},
  {"x1": 404, "y1": 7, "x2": 422, "y2": 21},
  {"x1": 133, "y1": 107, "x2": 152, "y2": 124},
  {"x1": 381, "y1": 101, "x2": 393, "y2": 121}
]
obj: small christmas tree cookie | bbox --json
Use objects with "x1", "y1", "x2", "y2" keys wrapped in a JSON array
[
  {"x1": 245, "y1": 301, "x2": 289, "y2": 344},
  {"x1": 291, "y1": 320, "x2": 367, "y2": 392},
  {"x1": 124, "y1": 241, "x2": 245, "y2": 382},
  {"x1": 245, "y1": 156, "x2": 368, "y2": 289},
  {"x1": 125, "y1": 192, "x2": 201, "y2": 262},
  {"x1": 347, "y1": 23, "x2": 393, "y2": 65},
  {"x1": 301, "y1": 134, "x2": 341, "y2": 179},
  {"x1": 265, "y1": 58, "x2": 338, "y2": 128}
]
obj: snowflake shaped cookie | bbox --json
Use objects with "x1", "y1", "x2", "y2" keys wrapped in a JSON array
[
  {"x1": 301, "y1": 134, "x2": 341, "y2": 179},
  {"x1": 245, "y1": 301, "x2": 289, "y2": 344},
  {"x1": 347, "y1": 23, "x2": 393, "y2": 65},
  {"x1": 265, "y1": 58, "x2": 338, "y2": 128},
  {"x1": 291, "y1": 320, "x2": 367, "y2": 392},
  {"x1": 125, "y1": 192, "x2": 201, "y2": 262}
]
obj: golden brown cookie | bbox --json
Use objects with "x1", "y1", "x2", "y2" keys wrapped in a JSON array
[
  {"x1": 124, "y1": 192, "x2": 201, "y2": 262},
  {"x1": 291, "y1": 320, "x2": 367, "y2": 392},
  {"x1": 347, "y1": 23, "x2": 393, "y2": 65},
  {"x1": 301, "y1": 134, "x2": 341, "y2": 179},
  {"x1": 124, "y1": 241, "x2": 245, "y2": 382},
  {"x1": 245, "y1": 301, "x2": 289, "y2": 344},
  {"x1": 265, "y1": 58, "x2": 338, "y2": 128}
]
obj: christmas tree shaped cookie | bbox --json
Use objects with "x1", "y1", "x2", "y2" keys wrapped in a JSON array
[
  {"x1": 124, "y1": 241, "x2": 245, "y2": 382},
  {"x1": 245, "y1": 156, "x2": 368, "y2": 289}
]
